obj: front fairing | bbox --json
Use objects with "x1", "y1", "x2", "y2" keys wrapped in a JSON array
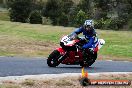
[{"x1": 61, "y1": 33, "x2": 79, "y2": 46}]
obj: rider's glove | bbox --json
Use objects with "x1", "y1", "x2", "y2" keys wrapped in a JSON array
[
  {"x1": 76, "y1": 45, "x2": 81, "y2": 50},
  {"x1": 77, "y1": 45, "x2": 85, "y2": 51}
]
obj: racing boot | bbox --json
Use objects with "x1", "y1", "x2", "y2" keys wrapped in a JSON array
[{"x1": 82, "y1": 49, "x2": 88, "y2": 63}]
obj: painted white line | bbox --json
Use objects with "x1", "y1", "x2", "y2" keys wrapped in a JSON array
[
  {"x1": 99, "y1": 60, "x2": 132, "y2": 62},
  {"x1": 0, "y1": 56, "x2": 6, "y2": 58}
]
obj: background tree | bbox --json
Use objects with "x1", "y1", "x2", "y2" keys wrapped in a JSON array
[
  {"x1": 3, "y1": 0, "x2": 6, "y2": 7},
  {"x1": 93, "y1": 0, "x2": 110, "y2": 20},
  {"x1": 77, "y1": 0, "x2": 91, "y2": 17},
  {"x1": 43, "y1": 0, "x2": 63, "y2": 25},
  {"x1": 74, "y1": 10, "x2": 88, "y2": 27},
  {"x1": 68, "y1": 5, "x2": 79, "y2": 26},
  {"x1": 2, "y1": 0, "x2": 132, "y2": 30},
  {"x1": 60, "y1": 0, "x2": 74, "y2": 26},
  {"x1": 43, "y1": 0, "x2": 73, "y2": 26},
  {"x1": 62, "y1": 0, "x2": 74, "y2": 14},
  {"x1": 9, "y1": 0, "x2": 32, "y2": 23},
  {"x1": 58, "y1": 12, "x2": 69, "y2": 26}
]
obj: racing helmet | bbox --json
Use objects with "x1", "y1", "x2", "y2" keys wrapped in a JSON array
[{"x1": 84, "y1": 20, "x2": 94, "y2": 31}]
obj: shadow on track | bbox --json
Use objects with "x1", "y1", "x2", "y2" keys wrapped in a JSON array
[{"x1": 47, "y1": 65, "x2": 102, "y2": 73}]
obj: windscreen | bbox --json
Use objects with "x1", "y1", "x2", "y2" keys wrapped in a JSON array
[{"x1": 67, "y1": 33, "x2": 78, "y2": 41}]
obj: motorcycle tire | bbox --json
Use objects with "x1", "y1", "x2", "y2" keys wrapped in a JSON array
[
  {"x1": 80, "y1": 53, "x2": 97, "y2": 67},
  {"x1": 47, "y1": 50, "x2": 61, "y2": 67}
]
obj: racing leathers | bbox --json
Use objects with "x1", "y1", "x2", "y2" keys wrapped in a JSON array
[{"x1": 73, "y1": 26, "x2": 98, "y2": 61}]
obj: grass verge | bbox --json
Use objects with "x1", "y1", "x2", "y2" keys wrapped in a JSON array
[{"x1": 0, "y1": 20, "x2": 132, "y2": 61}]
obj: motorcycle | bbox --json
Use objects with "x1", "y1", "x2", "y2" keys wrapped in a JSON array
[{"x1": 47, "y1": 33, "x2": 105, "y2": 67}]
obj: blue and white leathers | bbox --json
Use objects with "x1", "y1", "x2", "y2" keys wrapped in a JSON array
[{"x1": 73, "y1": 26, "x2": 98, "y2": 49}]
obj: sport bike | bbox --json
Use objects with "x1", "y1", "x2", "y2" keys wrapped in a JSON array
[{"x1": 47, "y1": 33, "x2": 105, "y2": 67}]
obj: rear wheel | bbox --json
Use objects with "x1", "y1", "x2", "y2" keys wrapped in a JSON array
[
  {"x1": 80, "y1": 53, "x2": 97, "y2": 67},
  {"x1": 47, "y1": 50, "x2": 61, "y2": 67}
]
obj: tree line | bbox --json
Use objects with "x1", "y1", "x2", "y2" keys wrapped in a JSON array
[{"x1": 4, "y1": 0, "x2": 132, "y2": 30}]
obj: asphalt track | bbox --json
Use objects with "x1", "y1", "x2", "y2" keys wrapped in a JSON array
[{"x1": 0, "y1": 56, "x2": 132, "y2": 77}]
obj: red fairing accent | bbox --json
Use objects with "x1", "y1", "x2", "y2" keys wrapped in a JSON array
[
  {"x1": 57, "y1": 48, "x2": 65, "y2": 54},
  {"x1": 62, "y1": 51, "x2": 75, "y2": 64},
  {"x1": 62, "y1": 51, "x2": 83, "y2": 64},
  {"x1": 74, "y1": 39, "x2": 80, "y2": 42},
  {"x1": 94, "y1": 45, "x2": 98, "y2": 52}
]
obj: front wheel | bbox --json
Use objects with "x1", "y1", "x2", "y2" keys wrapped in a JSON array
[{"x1": 47, "y1": 50, "x2": 61, "y2": 67}]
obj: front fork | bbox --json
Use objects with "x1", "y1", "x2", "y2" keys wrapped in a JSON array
[
  {"x1": 57, "y1": 48, "x2": 68, "y2": 63},
  {"x1": 58, "y1": 52, "x2": 68, "y2": 63}
]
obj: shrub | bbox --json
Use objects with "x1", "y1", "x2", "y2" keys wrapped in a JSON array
[
  {"x1": 58, "y1": 13, "x2": 69, "y2": 26},
  {"x1": 102, "y1": 19, "x2": 111, "y2": 29},
  {"x1": 106, "y1": 18, "x2": 125, "y2": 30},
  {"x1": 94, "y1": 18, "x2": 126, "y2": 30},
  {"x1": 9, "y1": 0, "x2": 32, "y2": 23},
  {"x1": 128, "y1": 19, "x2": 132, "y2": 30},
  {"x1": 94, "y1": 19, "x2": 104, "y2": 29},
  {"x1": 29, "y1": 10, "x2": 42, "y2": 24},
  {"x1": 42, "y1": 17, "x2": 52, "y2": 25}
]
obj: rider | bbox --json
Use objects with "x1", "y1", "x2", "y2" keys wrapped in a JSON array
[{"x1": 72, "y1": 20, "x2": 98, "y2": 60}]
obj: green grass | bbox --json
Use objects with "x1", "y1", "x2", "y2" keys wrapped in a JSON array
[
  {"x1": 0, "y1": 12, "x2": 10, "y2": 21},
  {"x1": 97, "y1": 30, "x2": 132, "y2": 59},
  {"x1": 0, "y1": 21, "x2": 73, "y2": 57},
  {"x1": 0, "y1": 21, "x2": 73, "y2": 42},
  {"x1": 0, "y1": 20, "x2": 132, "y2": 60}
]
